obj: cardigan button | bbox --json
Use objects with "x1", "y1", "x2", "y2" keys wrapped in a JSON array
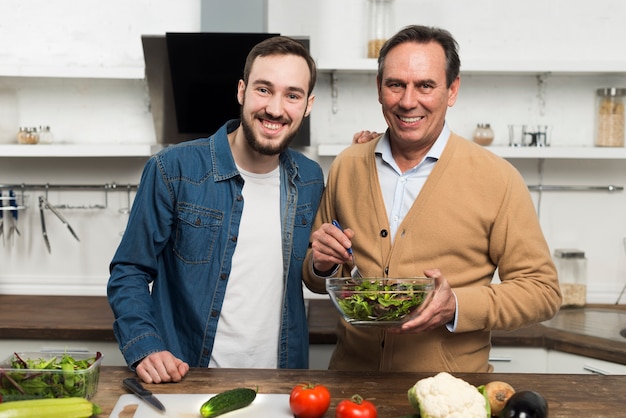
[{"x1": 380, "y1": 229, "x2": 388, "y2": 237}]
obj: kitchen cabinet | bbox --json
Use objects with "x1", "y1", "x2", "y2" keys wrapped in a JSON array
[
  {"x1": 489, "y1": 347, "x2": 626, "y2": 375},
  {"x1": 547, "y1": 350, "x2": 626, "y2": 375},
  {"x1": 309, "y1": 344, "x2": 334, "y2": 370},
  {"x1": 489, "y1": 347, "x2": 548, "y2": 373}
]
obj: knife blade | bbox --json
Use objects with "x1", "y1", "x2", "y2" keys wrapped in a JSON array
[
  {"x1": 39, "y1": 196, "x2": 51, "y2": 253},
  {"x1": 0, "y1": 190, "x2": 4, "y2": 245},
  {"x1": 9, "y1": 190, "x2": 21, "y2": 237},
  {"x1": 123, "y1": 377, "x2": 166, "y2": 413}
]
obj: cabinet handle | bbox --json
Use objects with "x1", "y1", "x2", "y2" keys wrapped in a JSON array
[
  {"x1": 488, "y1": 356, "x2": 512, "y2": 363},
  {"x1": 583, "y1": 364, "x2": 610, "y2": 375}
]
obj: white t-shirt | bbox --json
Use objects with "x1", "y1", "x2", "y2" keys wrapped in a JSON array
[{"x1": 209, "y1": 165, "x2": 283, "y2": 368}]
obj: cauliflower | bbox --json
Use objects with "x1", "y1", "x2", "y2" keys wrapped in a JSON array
[{"x1": 407, "y1": 372, "x2": 488, "y2": 418}]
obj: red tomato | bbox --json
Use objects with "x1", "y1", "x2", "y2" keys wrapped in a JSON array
[
  {"x1": 289, "y1": 383, "x2": 331, "y2": 418},
  {"x1": 335, "y1": 394, "x2": 377, "y2": 418}
]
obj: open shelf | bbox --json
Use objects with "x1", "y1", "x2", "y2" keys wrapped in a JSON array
[
  {"x1": 0, "y1": 143, "x2": 161, "y2": 157},
  {"x1": 317, "y1": 144, "x2": 626, "y2": 159}
]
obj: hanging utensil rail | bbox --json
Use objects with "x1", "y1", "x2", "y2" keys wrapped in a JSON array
[{"x1": 0, "y1": 183, "x2": 138, "y2": 211}]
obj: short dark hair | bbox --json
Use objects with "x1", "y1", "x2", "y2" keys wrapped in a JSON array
[
  {"x1": 377, "y1": 25, "x2": 461, "y2": 88},
  {"x1": 243, "y1": 36, "x2": 317, "y2": 96}
]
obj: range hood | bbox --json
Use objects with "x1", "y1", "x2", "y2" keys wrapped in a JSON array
[{"x1": 141, "y1": 33, "x2": 310, "y2": 146}]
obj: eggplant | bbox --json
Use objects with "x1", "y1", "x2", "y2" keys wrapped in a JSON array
[{"x1": 499, "y1": 390, "x2": 548, "y2": 418}]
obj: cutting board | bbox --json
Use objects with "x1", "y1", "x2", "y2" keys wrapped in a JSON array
[{"x1": 110, "y1": 393, "x2": 292, "y2": 417}]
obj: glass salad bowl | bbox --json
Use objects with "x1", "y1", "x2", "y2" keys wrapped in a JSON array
[{"x1": 326, "y1": 277, "x2": 434, "y2": 327}]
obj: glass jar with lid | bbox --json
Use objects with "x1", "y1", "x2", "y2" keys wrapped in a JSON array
[
  {"x1": 367, "y1": 0, "x2": 395, "y2": 59},
  {"x1": 595, "y1": 87, "x2": 625, "y2": 147},
  {"x1": 472, "y1": 123, "x2": 494, "y2": 146},
  {"x1": 553, "y1": 248, "x2": 587, "y2": 307}
]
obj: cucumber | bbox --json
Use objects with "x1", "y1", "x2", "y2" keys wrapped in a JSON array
[{"x1": 199, "y1": 387, "x2": 257, "y2": 417}]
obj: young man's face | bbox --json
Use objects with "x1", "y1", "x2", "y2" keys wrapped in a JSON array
[{"x1": 238, "y1": 54, "x2": 314, "y2": 155}]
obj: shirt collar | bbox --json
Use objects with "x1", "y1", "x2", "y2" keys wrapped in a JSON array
[{"x1": 375, "y1": 122, "x2": 451, "y2": 166}]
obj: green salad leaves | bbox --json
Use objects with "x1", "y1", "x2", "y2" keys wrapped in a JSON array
[
  {"x1": 337, "y1": 280, "x2": 430, "y2": 322},
  {"x1": 0, "y1": 352, "x2": 102, "y2": 401}
]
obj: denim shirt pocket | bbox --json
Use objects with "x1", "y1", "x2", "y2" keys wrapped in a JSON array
[
  {"x1": 174, "y1": 202, "x2": 223, "y2": 263},
  {"x1": 291, "y1": 203, "x2": 315, "y2": 260}
]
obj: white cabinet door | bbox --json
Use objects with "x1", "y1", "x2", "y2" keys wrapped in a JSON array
[
  {"x1": 547, "y1": 351, "x2": 626, "y2": 375},
  {"x1": 489, "y1": 347, "x2": 548, "y2": 373}
]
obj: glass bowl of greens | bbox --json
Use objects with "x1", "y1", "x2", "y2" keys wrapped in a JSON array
[
  {"x1": 0, "y1": 351, "x2": 102, "y2": 401},
  {"x1": 326, "y1": 277, "x2": 434, "y2": 327}
]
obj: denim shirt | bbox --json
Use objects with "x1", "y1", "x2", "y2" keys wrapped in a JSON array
[{"x1": 107, "y1": 120, "x2": 325, "y2": 369}]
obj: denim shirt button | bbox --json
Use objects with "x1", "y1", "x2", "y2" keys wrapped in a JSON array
[
  {"x1": 211, "y1": 310, "x2": 218, "y2": 317},
  {"x1": 220, "y1": 273, "x2": 227, "y2": 280},
  {"x1": 236, "y1": 195, "x2": 243, "y2": 201},
  {"x1": 231, "y1": 235, "x2": 237, "y2": 242},
  {"x1": 195, "y1": 218, "x2": 202, "y2": 226}
]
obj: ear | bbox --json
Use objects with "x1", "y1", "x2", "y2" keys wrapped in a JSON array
[
  {"x1": 304, "y1": 94, "x2": 315, "y2": 117},
  {"x1": 237, "y1": 79, "x2": 245, "y2": 105},
  {"x1": 447, "y1": 76, "x2": 460, "y2": 107}
]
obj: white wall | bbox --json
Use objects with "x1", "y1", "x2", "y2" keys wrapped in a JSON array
[{"x1": 1, "y1": 0, "x2": 626, "y2": 303}]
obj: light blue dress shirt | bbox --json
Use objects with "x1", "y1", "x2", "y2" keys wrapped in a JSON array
[{"x1": 375, "y1": 123, "x2": 458, "y2": 331}]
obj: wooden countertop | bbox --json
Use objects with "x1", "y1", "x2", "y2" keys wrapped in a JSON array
[
  {"x1": 92, "y1": 366, "x2": 626, "y2": 417},
  {"x1": 1, "y1": 295, "x2": 626, "y2": 365}
]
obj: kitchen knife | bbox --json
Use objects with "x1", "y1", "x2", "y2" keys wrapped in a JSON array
[
  {"x1": 0, "y1": 190, "x2": 4, "y2": 245},
  {"x1": 122, "y1": 377, "x2": 166, "y2": 413},
  {"x1": 39, "y1": 196, "x2": 51, "y2": 253},
  {"x1": 9, "y1": 189, "x2": 21, "y2": 237}
]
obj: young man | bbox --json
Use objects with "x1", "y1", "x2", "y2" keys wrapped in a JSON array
[
  {"x1": 304, "y1": 25, "x2": 561, "y2": 373},
  {"x1": 108, "y1": 36, "x2": 324, "y2": 383}
]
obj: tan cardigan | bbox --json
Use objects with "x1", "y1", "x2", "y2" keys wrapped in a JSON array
[{"x1": 303, "y1": 133, "x2": 562, "y2": 372}]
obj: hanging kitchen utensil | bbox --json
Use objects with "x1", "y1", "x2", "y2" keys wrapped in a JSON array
[
  {"x1": 39, "y1": 196, "x2": 51, "y2": 253},
  {"x1": 0, "y1": 190, "x2": 4, "y2": 246},
  {"x1": 39, "y1": 195, "x2": 80, "y2": 242},
  {"x1": 8, "y1": 189, "x2": 21, "y2": 238}
]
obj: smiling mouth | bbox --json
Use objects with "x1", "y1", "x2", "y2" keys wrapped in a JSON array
[
  {"x1": 261, "y1": 119, "x2": 286, "y2": 131},
  {"x1": 398, "y1": 115, "x2": 423, "y2": 124}
]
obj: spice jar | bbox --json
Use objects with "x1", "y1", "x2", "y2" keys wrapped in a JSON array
[
  {"x1": 17, "y1": 127, "x2": 39, "y2": 144},
  {"x1": 553, "y1": 248, "x2": 587, "y2": 307},
  {"x1": 38, "y1": 125, "x2": 54, "y2": 144},
  {"x1": 472, "y1": 123, "x2": 494, "y2": 146},
  {"x1": 367, "y1": 0, "x2": 394, "y2": 59},
  {"x1": 595, "y1": 87, "x2": 625, "y2": 147}
]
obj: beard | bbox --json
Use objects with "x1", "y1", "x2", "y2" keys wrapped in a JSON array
[{"x1": 240, "y1": 109, "x2": 304, "y2": 156}]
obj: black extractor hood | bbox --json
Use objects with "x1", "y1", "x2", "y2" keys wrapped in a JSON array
[{"x1": 141, "y1": 33, "x2": 310, "y2": 146}]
